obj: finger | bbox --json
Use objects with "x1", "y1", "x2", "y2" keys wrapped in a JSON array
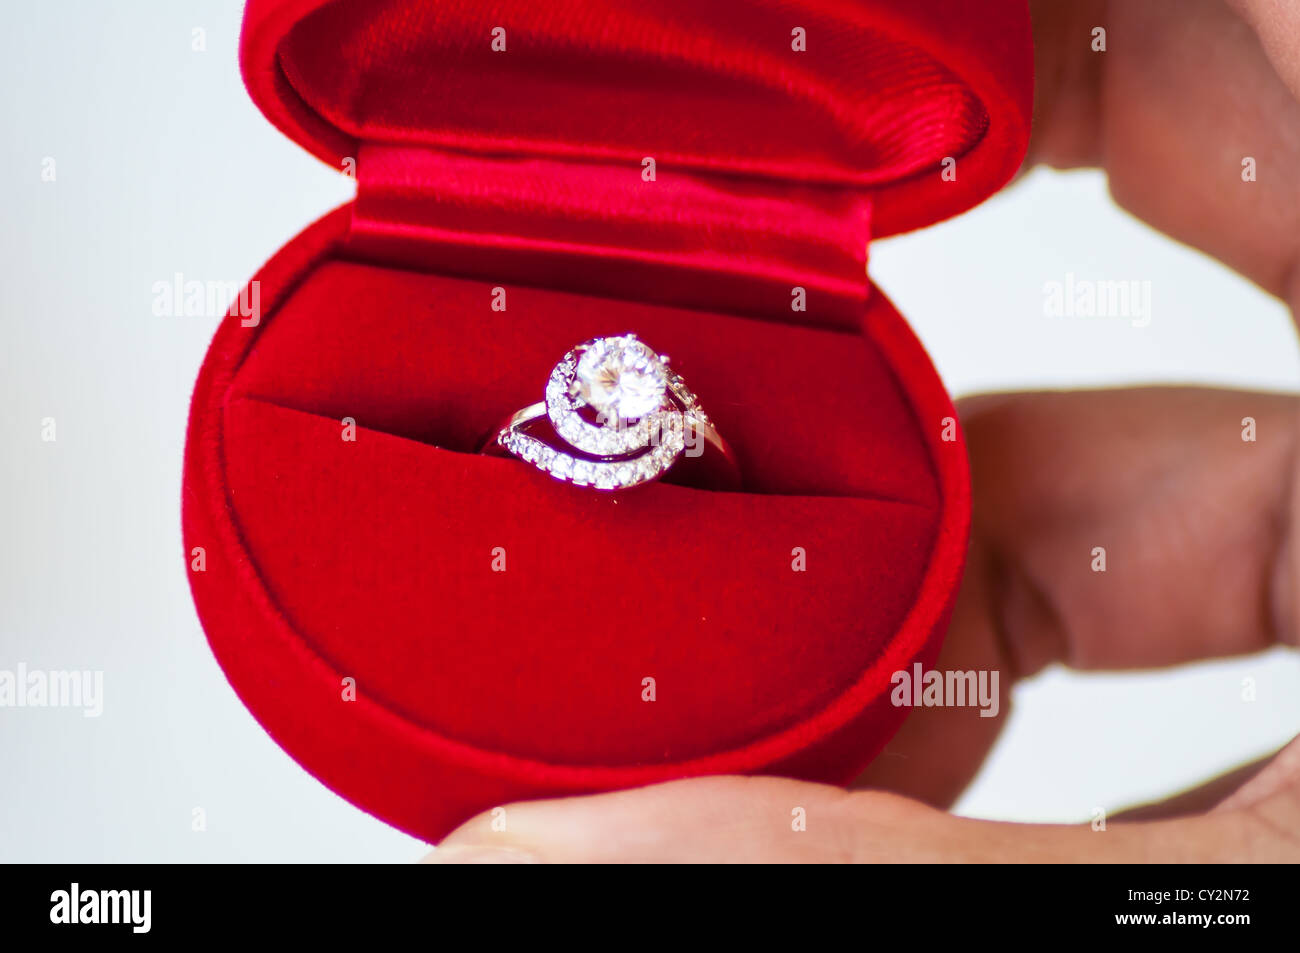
[
  {"x1": 854, "y1": 387, "x2": 1298, "y2": 806},
  {"x1": 423, "y1": 772, "x2": 1295, "y2": 862},
  {"x1": 965, "y1": 387, "x2": 1299, "y2": 675},
  {"x1": 428, "y1": 777, "x2": 873, "y2": 864},
  {"x1": 1225, "y1": 0, "x2": 1300, "y2": 102},
  {"x1": 1030, "y1": 0, "x2": 1300, "y2": 305}
]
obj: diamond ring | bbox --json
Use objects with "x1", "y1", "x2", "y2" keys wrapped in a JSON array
[{"x1": 484, "y1": 334, "x2": 739, "y2": 491}]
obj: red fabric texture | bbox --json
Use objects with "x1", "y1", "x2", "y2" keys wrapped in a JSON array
[
  {"x1": 348, "y1": 144, "x2": 875, "y2": 328},
  {"x1": 245, "y1": 0, "x2": 1033, "y2": 237},
  {"x1": 182, "y1": 0, "x2": 1032, "y2": 842}
]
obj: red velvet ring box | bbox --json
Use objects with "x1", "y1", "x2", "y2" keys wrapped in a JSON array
[{"x1": 183, "y1": 0, "x2": 1032, "y2": 842}]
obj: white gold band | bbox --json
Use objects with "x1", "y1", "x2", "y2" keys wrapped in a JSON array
[{"x1": 486, "y1": 334, "x2": 738, "y2": 491}]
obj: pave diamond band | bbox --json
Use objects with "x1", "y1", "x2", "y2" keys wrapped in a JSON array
[{"x1": 485, "y1": 334, "x2": 738, "y2": 491}]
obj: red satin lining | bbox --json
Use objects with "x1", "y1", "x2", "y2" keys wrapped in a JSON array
[
  {"x1": 347, "y1": 144, "x2": 871, "y2": 328},
  {"x1": 272, "y1": 0, "x2": 996, "y2": 321},
  {"x1": 277, "y1": 0, "x2": 988, "y2": 187}
]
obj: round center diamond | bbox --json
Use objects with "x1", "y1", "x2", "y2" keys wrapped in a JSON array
[{"x1": 574, "y1": 338, "x2": 667, "y2": 421}]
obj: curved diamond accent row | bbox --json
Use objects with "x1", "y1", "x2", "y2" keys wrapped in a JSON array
[{"x1": 497, "y1": 422, "x2": 685, "y2": 490}]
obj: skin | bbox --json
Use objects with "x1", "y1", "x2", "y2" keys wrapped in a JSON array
[{"x1": 429, "y1": 0, "x2": 1300, "y2": 862}]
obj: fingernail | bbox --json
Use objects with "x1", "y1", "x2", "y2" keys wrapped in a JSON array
[{"x1": 425, "y1": 845, "x2": 539, "y2": 864}]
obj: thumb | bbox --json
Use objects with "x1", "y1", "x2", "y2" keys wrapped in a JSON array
[{"x1": 421, "y1": 774, "x2": 1282, "y2": 863}]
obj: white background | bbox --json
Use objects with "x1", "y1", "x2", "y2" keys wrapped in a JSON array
[{"x1": 1, "y1": 2, "x2": 1297, "y2": 861}]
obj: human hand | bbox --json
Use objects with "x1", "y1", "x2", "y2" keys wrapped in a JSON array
[{"x1": 428, "y1": 0, "x2": 1300, "y2": 863}]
